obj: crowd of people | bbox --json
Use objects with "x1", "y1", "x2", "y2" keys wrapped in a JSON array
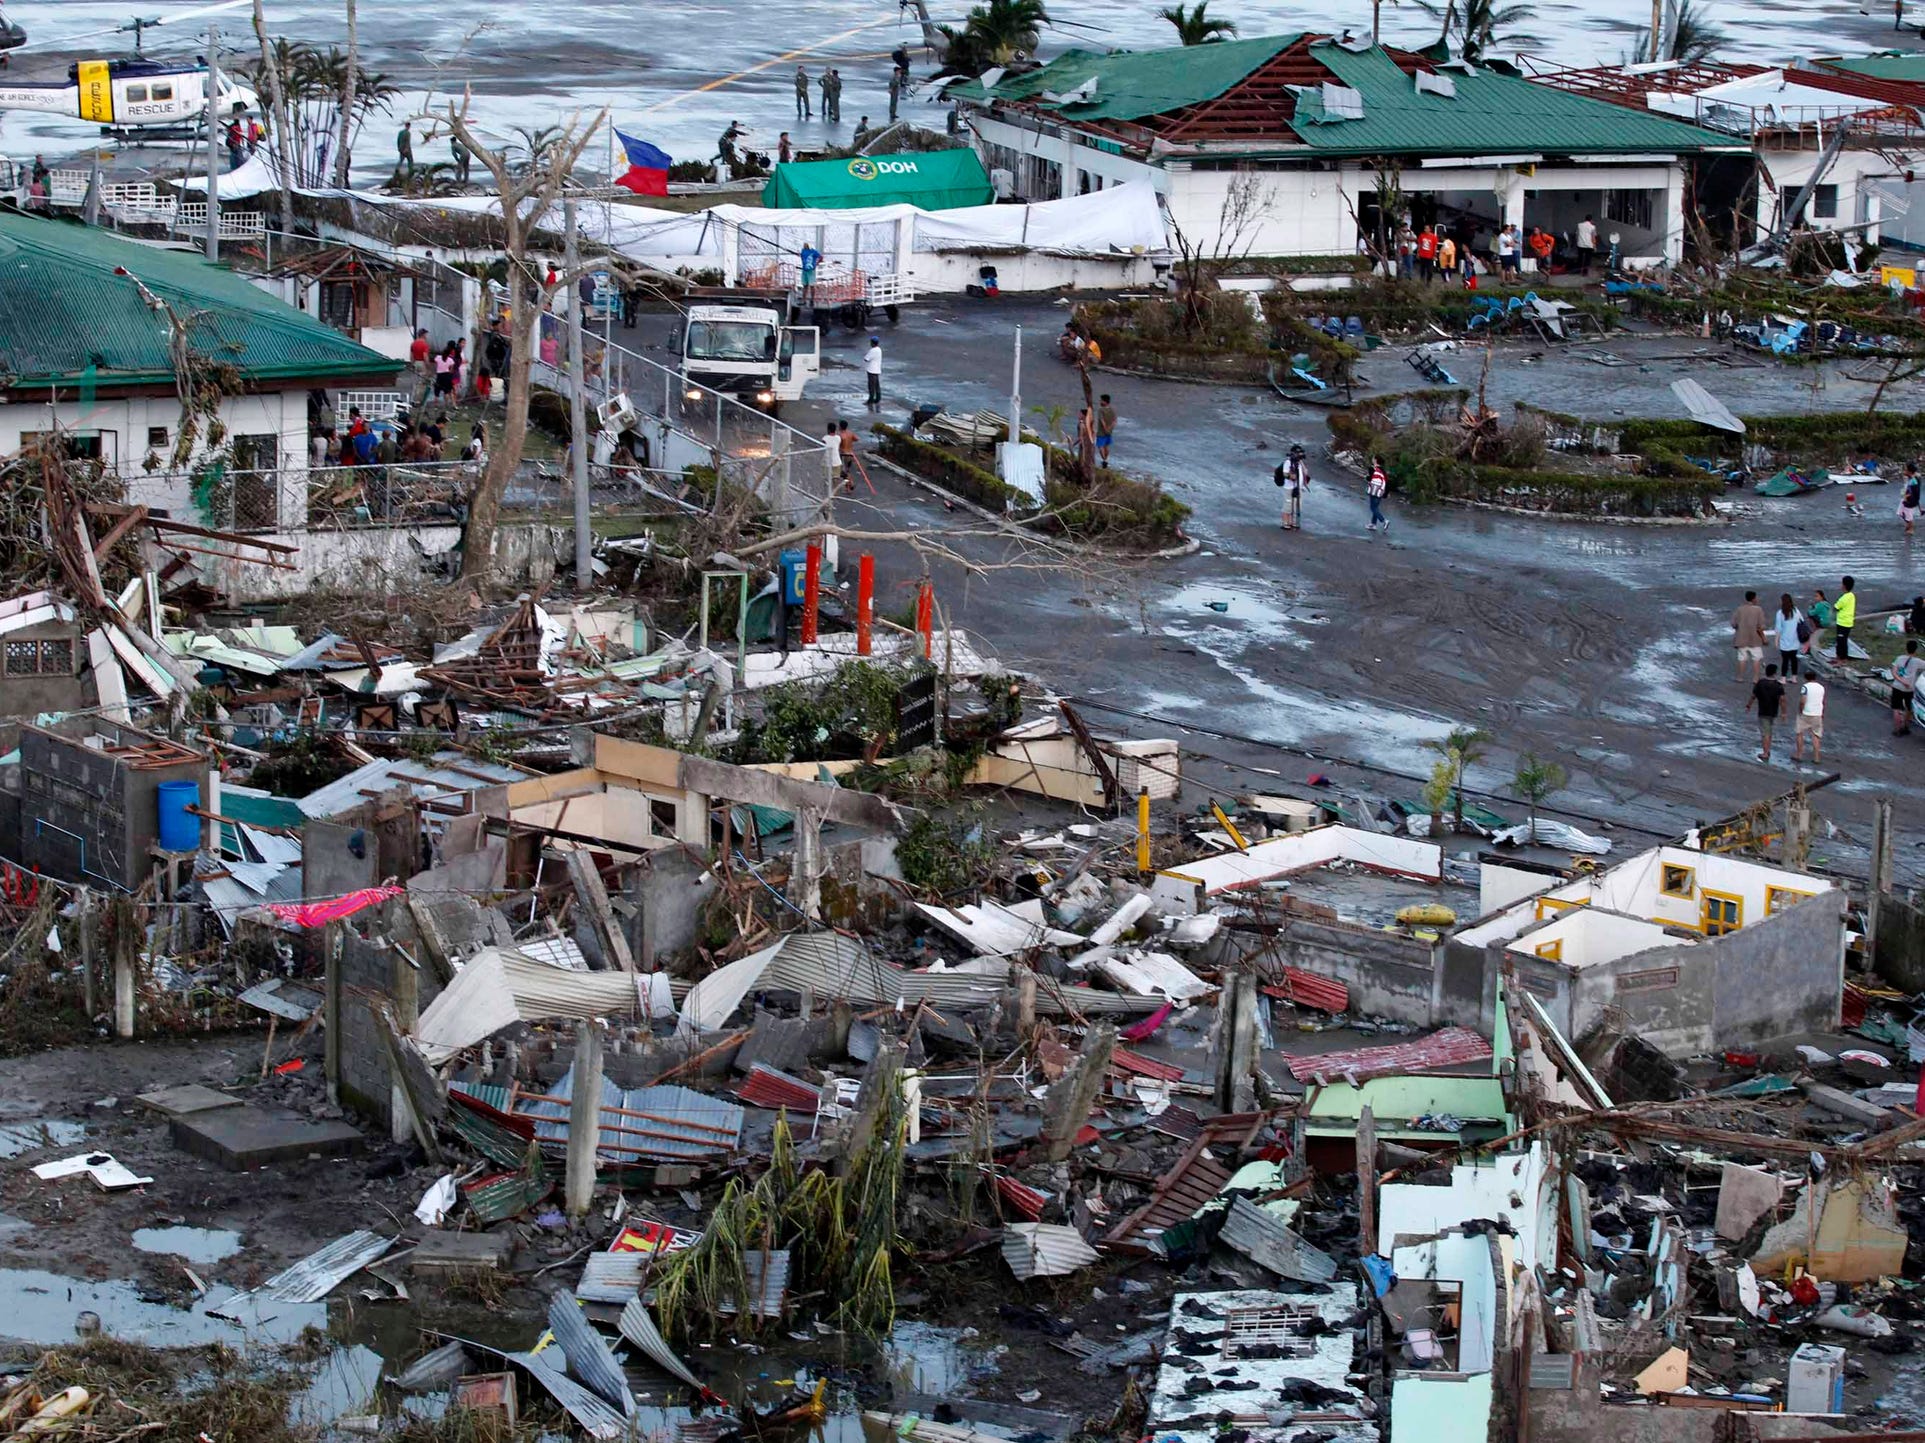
[
  {"x1": 1730, "y1": 577, "x2": 1925, "y2": 767},
  {"x1": 1391, "y1": 215, "x2": 1601, "y2": 284}
]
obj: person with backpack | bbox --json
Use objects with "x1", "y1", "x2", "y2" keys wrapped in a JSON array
[
  {"x1": 1274, "y1": 443, "x2": 1309, "y2": 530},
  {"x1": 1366, "y1": 455, "x2": 1389, "y2": 533}
]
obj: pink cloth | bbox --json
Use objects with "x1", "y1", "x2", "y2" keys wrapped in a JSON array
[
  {"x1": 265, "y1": 885, "x2": 402, "y2": 928},
  {"x1": 1120, "y1": 1001, "x2": 1173, "y2": 1043}
]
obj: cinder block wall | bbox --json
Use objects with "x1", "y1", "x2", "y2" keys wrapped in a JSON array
[{"x1": 333, "y1": 924, "x2": 446, "y2": 1126}]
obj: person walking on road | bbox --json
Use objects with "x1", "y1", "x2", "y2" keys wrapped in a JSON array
[
  {"x1": 838, "y1": 420, "x2": 857, "y2": 481},
  {"x1": 396, "y1": 124, "x2": 414, "y2": 176},
  {"x1": 795, "y1": 66, "x2": 812, "y2": 120},
  {"x1": 1902, "y1": 463, "x2": 1920, "y2": 536},
  {"x1": 1748, "y1": 663, "x2": 1784, "y2": 763},
  {"x1": 888, "y1": 67, "x2": 904, "y2": 121},
  {"x1": 1773, "y1": 593, "x2": 1805, "y2": 680},
  {"x1": 824, "y1": 422, "x2": 842, "y2": 491},
  {"x1": 1834, "y1": 575, "x2": 1858, "y2": 661},
  {"x1": 863, "y1": 334, "x2": 883, "y2": 408},
  {"x1": 1096, "y1": 394, "x2": 1116, "y2": 467},
  {"x1": 1894, "y1": 638, "x2": 1924, "y2": 735},
  {"x1": 1731, "y1": 589, "x2": 1768, "y2": 682},
  {"x1": 1366, "y1": 455, "x2": 1389, "y2": 533},
  {"x1": 1792, "y1": 673, "x2": 1827, "y2": 765},
  {"x1": 1275, "y1": 443, "x2": 1309, "y2": 530}
]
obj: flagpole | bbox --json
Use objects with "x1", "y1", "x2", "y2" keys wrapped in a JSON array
[{"x1": 603, "y1": 117, "x2": 615, "y2": 366}]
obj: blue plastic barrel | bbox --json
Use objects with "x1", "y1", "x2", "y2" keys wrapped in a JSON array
[
  {"x1": 778, "y1": 549, "x2": 807, "y2": 606},
  {"x1": 156, "y1": 780, "x2": 200, "y2": 852}
]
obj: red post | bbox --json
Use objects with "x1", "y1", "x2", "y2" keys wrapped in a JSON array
[
  {"x1": 801, "y1": 541, "x2": 822, "y2": 647},
  {"x1": 915, "y1": 579, "x2": 934, "y2": 660},
  {"x1": 856, "y1": 553, "x2": 875, "y2": 656}
]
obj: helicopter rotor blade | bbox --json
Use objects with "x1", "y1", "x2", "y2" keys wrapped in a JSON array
[
  {"x1": 7, "y1": 0, "x2": 253, "y2": 55},
  {"x1": 135, "y1": 0, "x2": 254, "y2": 32}
]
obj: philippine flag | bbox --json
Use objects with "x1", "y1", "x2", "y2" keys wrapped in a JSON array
[{"x1": 614, "y1": 130, "x2": 672, "y2": 196}]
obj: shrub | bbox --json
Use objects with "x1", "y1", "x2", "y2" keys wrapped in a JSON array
[
  {"x1": 744, "y1": 660, "x2": 918, "y2": 762},
  {"x1": 872, "y1": 423, "x2": 1020, "y2": 513},
  {"x1": 897, "y1": 807, "x2": 998, "y2": 894}
]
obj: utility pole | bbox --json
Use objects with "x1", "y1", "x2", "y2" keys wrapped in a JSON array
[
  {"x1": 565, "y1": 196, "x2": 591, "y2": 584},
  {"x1": 1008, "y1": 324, "x2": 1022, "y2": 449},
  {"x1": 1649, "y1": 0, "x2": 1664, "y2": 61},
  {"x1": 203, "y1": 24, "x2": 221, "y2": 261}
]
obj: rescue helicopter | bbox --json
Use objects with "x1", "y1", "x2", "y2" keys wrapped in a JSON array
[{"x1": 0, "y1": 1, "x2": 259, "y2": 132}]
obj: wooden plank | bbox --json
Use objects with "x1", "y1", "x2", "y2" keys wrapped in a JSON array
[
  {"x1": 1219, "y1": 1197, "x2": 1339, "y2": 1282},
  {"x1": 1358, "y1": 1104, "x2": 1378, "y2": 1257},
  {"x1": 568, "y1": 851, "x2": 636, "y2": 973},
  {"x1": 678, "y1": 752, "x2": 896, "y2": 829}
]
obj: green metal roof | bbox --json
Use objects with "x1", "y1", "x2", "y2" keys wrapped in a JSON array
[
  {"x1": 1821, "y1": 51, "x2": 1925, "y2": 81},
  {"x1": 960, "y1": 35, "x2": 1740, "y2": 158},
  {"x1": 0, "y1": 211, "x2": 402, "y2": 391},
  {"x1": 951, "y1": 34, "x2": 1297, "y2": 122},
  {"x1": 1299, "y1": 42, "x2": 1741, "y2": 157}
]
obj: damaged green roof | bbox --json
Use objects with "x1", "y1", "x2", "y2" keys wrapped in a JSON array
[
  {"x1": 949, "y1": 33, "x2": 1297, "y2": 122},
  {"x1": 0, "y1": 211, "x2": 402, "y2": 391},
  {"x1": 959, "y1": 35, "x2": 1742, "y2": 158},
  {"x1": 1820, "y1": 51, "x2": 1925, "y2": 82},
  {"x1": 1296, "y1": 42, "x2": 1741, "y2": 157}
]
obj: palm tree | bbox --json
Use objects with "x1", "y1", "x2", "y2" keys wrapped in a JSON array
[
  {"x1": 1511, "y1": 754, "x2": 1567, "y2": 842},
  {"x1": 1159, "y1": 1, "x2": 1238, "y2": 44},
  {"x1": 1631, "y1": 0, "x2": 1728, "y2": 63},
  {"x1": 1425, "y1": 724, "x2": 1492, "y2": 834},
  {"x1": 333, "y1": 0, "x2": 356, "y2": 187},
  {"x1": 938, "y1": 0, "x2": 1052, "y2": 75},
  {"x1": 1418, "y1": 0, "x2": 1541, "y2": 60}
]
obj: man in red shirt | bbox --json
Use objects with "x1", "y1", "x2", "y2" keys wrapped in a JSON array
[{"x1": 1416, "y1": 225, "x2": 1438, "y2": 284}]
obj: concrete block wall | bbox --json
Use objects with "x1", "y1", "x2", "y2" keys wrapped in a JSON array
[
  {"x1": 332, "y1": 921, "x2": 446, "y2": 1126},
  {"x1": 1227, "y1": 918, "x2": 1442, "y2": 1027}
]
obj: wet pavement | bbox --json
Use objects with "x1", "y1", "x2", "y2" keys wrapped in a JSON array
[{"x1": 704, "y1": 295, "x2": 1925, "y2": 882}]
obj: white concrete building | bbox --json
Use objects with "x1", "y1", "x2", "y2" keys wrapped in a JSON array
[
  {"x1": 953, "y1": 34, "x2": 1748, "y2": 266},
  {"x1": 0, "y1": 212, "x2": 402, "y2": 532}
]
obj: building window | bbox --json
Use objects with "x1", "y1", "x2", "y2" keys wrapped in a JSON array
[
  {"x1": 5, "y1": 638, "x2": 75, "y2": 676},
  {"x1": 1223, "y1": 1304, "x2": 1319, "y2": 1359},
  {"x1": 1618, "y1": 965, "x2": 1681, "y2": 993},
  {"x1": 1534, "y1": 939, "x2": 1563, "y2": 962},
  {"x1": 147, "y1": 426, "x2": 169, "y2": 449},
  {"x1": 649, "y1": 798, "x2": 678, "y2": 835},
  {"x1": 1701, "y1": 890, "x2": 1742, "y2": 937},
  {"x1": 1606, "y1": 188, "x2": 1654, "y2": 230},
  {"x1": 1660, "y1": 862, "x2": 1696, "y2": 900},
  {"x1": 1765, "y1": 885, "x2": 1816, "y2": 916},
  {"x1": 1811, "y1": 184, "x2": 1839, "y2": 221}
]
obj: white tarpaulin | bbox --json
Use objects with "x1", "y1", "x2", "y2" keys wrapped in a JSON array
[{"x1": 914, "y1": 179, "x2": 1167, "y2": 255}]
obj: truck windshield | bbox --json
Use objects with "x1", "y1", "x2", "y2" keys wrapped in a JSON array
[{"x1": 686, "y1": 321, "x2": 774, "y2": 362}]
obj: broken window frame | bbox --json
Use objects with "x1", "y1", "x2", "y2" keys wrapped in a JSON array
[
  {"x1": 1535, "y1": 895, "x2": 1585, "y2": 922},
  {"x1": 1222, "y1": 1303, "x2": 1319, "y2": 1360},
  {"x1": 4, "y1": 637, "x2": 76, "y2": 677},
  {"x1": 1534, "y1": 938, "x2": 1563, "y2": 962},
  {"x1": 1764, "y1": 885, "x2": 1815, "y2": 917},
  {"x1": 1700, "y1": 888, "x2": 1742, "y2": 937},
  {"x1": 1659, "y1": 862, "x2": 1696, "y2": 900}
]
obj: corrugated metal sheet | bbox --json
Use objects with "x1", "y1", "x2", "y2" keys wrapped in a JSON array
[
  {"x1": 1103, "y1": 1137, "x2": 1233, "y2": 1253},
  {"x1": 1286, "y1": 1027, "x2": 1493, "y2": 1084},
  {"x1": 576, "y1": 1251, "x2": 650, "y2": 1304},
  {"x1": 500, "y1": 1066, "x2": 744, "y2": 1164},
  {"x1": 0, "y1": 210, "x2": 402, "y2": 387},
  {"x1": 448, "y1": 1095, "x2": 539, "y2": 1170},
  {"x1": 509, "y1": 1349, "x2": 627, "y2": 1441},
  {"x1": 218, "y1": 1231, "x2": 393, "y2": 1309},
  {"x1": 955, "y1": 34, "x2": 1294, "y2": 121},
  {"x1": 720, "y1": 1249, "x2": 790, "y2": 1319},
  {"x1": 1110, "y1": 1047, "x2": 1185, "y2": 1083},
  {"x1": 1002, "y1": 1223, "x2": 1099, "y2": 1278},
  {"x1": 680, "y1": 931, "x2": 1160, "y2": 1037},
  {"x1": 1530, "y1": 1353, "x2": 1575, "y2": 1389},
  {"x1": 1219, "y1": 1197, "x2": 1339, "y2": 1283},
  {"x1": 546, "y1": 1292, "x2": 635, "y2": 1414},
  {"x1": 618, "y1": 1298, "x2": 705, "y2": 1391},
  {"x1": 237, "y1": 977, "x2": 323, "y2": 1021},
  {"x1": 297, "y1": 752, "x2": 530, "y2": 819},
  {"x1": 417, "y1": 951, "x2": 650, "y2": 1065},
  {"x1": 734, "y1": 1063, "x2": 822, "y2": 1113},
  {"x1": 462, "y1": 1165, "x2": 550, "y2": 1225},
  {"x1": 1262, "y1": 967, "x2": 1351, "y2": 1014},
  {"x1": 995, "y1": 1174, "x2": 1049, "y2": 1220}
]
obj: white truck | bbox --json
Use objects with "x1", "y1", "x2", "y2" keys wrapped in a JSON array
[{"x1": 676, "y1": 288, "x2": 820, "y2": 416}]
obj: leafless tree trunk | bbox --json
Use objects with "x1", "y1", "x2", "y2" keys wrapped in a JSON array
[
  {"x1": 333, "y1": 0, "x2": 358, "y2": 188},
  {"x1": 252, "y1": 0, "x2": 295, "y2": 235},
  {"x1": 440, "y1": 96, "x2": 606, "y2": 581}
]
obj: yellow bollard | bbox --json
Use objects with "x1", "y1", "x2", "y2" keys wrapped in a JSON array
[{"x1": 1137, "y1": 787, "x2": 1152, "y2": 876}]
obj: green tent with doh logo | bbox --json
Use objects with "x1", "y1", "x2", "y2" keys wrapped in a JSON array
[{"x1": 762, "y1": 149, "x2": 994, "y2": 210}]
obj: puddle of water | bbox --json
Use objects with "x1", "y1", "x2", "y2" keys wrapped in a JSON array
[
  {"x1": 290, "y1": 1344, "x2": 384, "y2": 1430},
  {"x1": 0, "y1": 1120, "x2": 86, "y2": 1160},
  {"x1": 132, "y1": 1226, "x2": 245, "y2": 1264},
  {"x1": 884, "y1": 1320, "x2": 995, "y2": 1397},
  {"x1": 0, "y1": 1267, "x2": 324, "y2": 1348},
  {"x1": 0, "y1": 1213, "x2": 32, "y2": 1242}
]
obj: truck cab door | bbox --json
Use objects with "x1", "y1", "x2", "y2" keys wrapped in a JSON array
[{"x1": 776, "y1": 327, "x2": 819, "y2": 399}]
